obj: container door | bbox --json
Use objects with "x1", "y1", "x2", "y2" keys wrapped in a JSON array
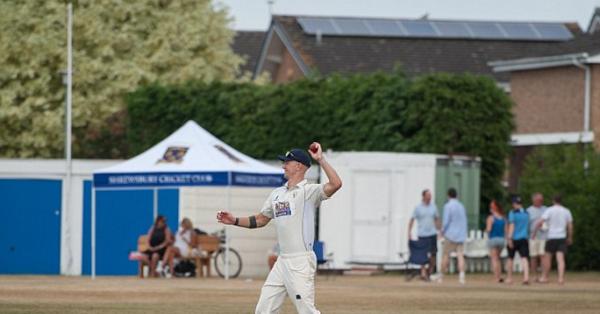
[
  {"x1": 350, "y1": 170, "x2": 392, "y2": 262},
  {"x1": 0, "y1": 179, "x2": 61, "y2": 274}
]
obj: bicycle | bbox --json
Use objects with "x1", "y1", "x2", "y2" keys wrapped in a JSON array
[{"x1": 210, "y1": 228, "x2": 243, "y2": 278}]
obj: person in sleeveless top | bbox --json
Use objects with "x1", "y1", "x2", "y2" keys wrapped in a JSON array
[
  {"x1": 143, "y1": 215, "x2": 173, "y2": 277},
  {"x1": 161, "y1": 217, "x2": 196, "y2": 277},
  {"x1": 485, "y1": 200, "x2": 506, "y2": 283}
]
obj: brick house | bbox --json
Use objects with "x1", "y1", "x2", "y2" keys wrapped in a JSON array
[
  {"x1": 230, "y1": 13, "x2": 599, "y2": 190},
  {"x1": 249, "y1": 15, "x2": 582, "y2": 86},
  {"x1": 490, "y1": 29, "x2": 600, "y2": 190},
  {"x1": 231, "y1": 31, "x2": 265, "y2": 75}
]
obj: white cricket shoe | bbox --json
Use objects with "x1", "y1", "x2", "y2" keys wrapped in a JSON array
[
  {"x1": 430, "y1": 273, "x2": 443, "y2": 283},
  {"x1": 459, "y1": 272, "x2": 466, "y2": 285}
]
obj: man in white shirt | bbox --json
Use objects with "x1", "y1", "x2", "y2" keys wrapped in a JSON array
[
  {"x1": 532, "y1": 195, "x2": 573, "y2": 285},
  {"x1": 527, "y1": 192, "x2": 547, "y2": 282},
  {"x1": 217, "y1": 143, "x2": 342, "y2": 313}
]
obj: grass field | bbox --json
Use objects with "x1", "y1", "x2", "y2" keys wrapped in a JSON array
[{"x1": 1, "y1": 273, "x2": 599, "y2": 313}]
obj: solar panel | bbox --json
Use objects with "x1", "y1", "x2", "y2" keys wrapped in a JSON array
[
  {"x1": 296, "y1": 17, "x2": 573, "y2": 41},
  {"x1": 499, "y1": 23, "x2": 538, "y2": 39},
  {"x1": 297, "y1": 17, "x2": 338, "y2": 34},
  {"x1": 434, "y1": 21, "x2": 471, "y2": 37},
  {"x1": 466, "y1": 22, "x2": 505, "y2": 39},
  {"x1": 334, "y1": 18, "x2": 371, "y2": 36},
  {"x1": 365, "y1": 19, "x2": 404, "y2": 36},
  {"x1": 532, "y1": 23, "x2": 573, "y2": 40},
  {"x1": 401, "y1": 21, "x2": 437, "y2": 37}
]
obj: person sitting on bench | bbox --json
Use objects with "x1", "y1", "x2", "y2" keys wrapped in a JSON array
[
  {"x1": 142, "y1": 215, "x2": 173, "y2": 277},
  {"x1": 161, "y1": 217, "x2": 196, "y2": 277}
]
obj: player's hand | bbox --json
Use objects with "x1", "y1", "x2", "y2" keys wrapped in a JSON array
[
  {"x1": 308, "y1": 142, "x2": 323, "y2": 161},
  {"x1": 217, "y1": 211, "x2": 236, "y2": 225},
  {"x1": 566, "y1": 238, "x2": 573, "y2": 246}
]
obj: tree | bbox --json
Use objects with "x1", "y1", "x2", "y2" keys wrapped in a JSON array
[
  {"x1": 127, "y1": 72, "x2": 514, "y2": 223},
  {"x1": 519, "y1": 144, "x2": 600, "y2": 270},
  {"x1": 0, "y1": 0, "x2": 243, "y2": 158},
  {"x1": 403, "y1": 73, "x2": 514, "y2": 222}
]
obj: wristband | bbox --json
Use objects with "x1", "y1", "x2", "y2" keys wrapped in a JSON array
[
  {"x1": 234, "y1": 217, "x2": 239, "y2": 226},
  {"x1": 249, "y1": 216, "x2": 257, "y2": 229},
  {"x1": 248, "y1": 216, "x2": 257, "y2": 229}
]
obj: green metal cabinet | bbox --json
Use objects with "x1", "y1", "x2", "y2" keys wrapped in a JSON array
[{"x1": 435, "y1": 157, "x2": 481, "y2": 231}]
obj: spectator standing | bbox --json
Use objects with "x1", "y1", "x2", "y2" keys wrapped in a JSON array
[
  {"x1": 527, "y1": 193, "x2": 547, "y2": 282},
  {"x1": 485, "y1": 200, "x2": 506, "y2": 283},
  {"x1": 506, "y1": 196, "x2": 530, "y2": 285},
  {"x1": 533, "y1": 195, "x2": 573, "y2": 285},
  {"x1": 408, "y1": 189, "x2": 441, "y2": 281},
  {"x1": 437, "y1": 188, "x2": 468, "y2": 284}
]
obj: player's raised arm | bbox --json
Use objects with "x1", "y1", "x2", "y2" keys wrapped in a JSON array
[
  {"x1": 308, "y1": 142, "x2": 342, "y2": 197},
  {"x1": 216, "y1": 211, "x2": 271, "y2": 228}
]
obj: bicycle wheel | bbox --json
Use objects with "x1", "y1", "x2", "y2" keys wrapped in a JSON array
[{"x1": 214, "y1": 247, "x2": 243, "y2": 278}]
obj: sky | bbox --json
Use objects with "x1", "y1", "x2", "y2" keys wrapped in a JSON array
[{"x1": 216, "y1": 0, "x2": 600, "y2": 31}]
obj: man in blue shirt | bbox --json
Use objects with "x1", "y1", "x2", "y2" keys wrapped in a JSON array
[
  {"x1": 408, "y1": 189, "x2": 440, "y2": 281},
  {"x1": 437, "y1": 188, "x2": 468, "y2": 284},
  {"x1": 507, "y1": 196, "x2": 530, "y2": 284}
]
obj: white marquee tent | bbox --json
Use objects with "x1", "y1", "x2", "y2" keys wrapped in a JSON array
[{"x1": 92, "y1": 120, "x2": 283, "y2": 278}]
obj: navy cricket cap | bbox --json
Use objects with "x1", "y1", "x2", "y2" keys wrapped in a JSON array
[
  {"x1": 511, "y1": 196, "x2": 522, "y2": 204},
  {"x1": 278, "y1": 148, "x2": 311, "y2": 168}
]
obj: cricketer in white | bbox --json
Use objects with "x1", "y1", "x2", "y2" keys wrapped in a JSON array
[{"x1": 217, "y1": 142, "x2": 342, "y2": 314}]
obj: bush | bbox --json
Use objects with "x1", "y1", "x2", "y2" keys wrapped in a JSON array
[
  {"x1": 519, "y1": 144, "x2": 600, "y2": 270},
  {"x1": 126, "y1": 72, "x2": 513, "y2": 223}
]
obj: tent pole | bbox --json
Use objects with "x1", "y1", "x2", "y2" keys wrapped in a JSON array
[
  {"x1": 153, "y1": 188, "x2": 158, "y2": 219},
  {"x1": 225, "y1": 173, "x2": 232, "y2": 280},
  {"x1": 91, "y1": 186, "x2": 96, "y2": 279}
]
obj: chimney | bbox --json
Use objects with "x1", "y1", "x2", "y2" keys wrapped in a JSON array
[{"x1": 316, "y1": 29, "x2": 322, "y2": 46}]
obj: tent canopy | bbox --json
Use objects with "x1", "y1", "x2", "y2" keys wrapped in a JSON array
[
  {"x1": 93, "y1": 120, "x2": 284, "y2": 188},
  {"x1": 89, "y1": 120, "x2": 282, "y2": 278}
]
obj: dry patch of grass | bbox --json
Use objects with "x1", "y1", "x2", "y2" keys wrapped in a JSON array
[{"x1": 1, "y1": 273, "x2": 599, "y2": 313}]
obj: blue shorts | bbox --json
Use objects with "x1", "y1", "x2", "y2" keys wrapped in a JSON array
[
  {"x1": 487, "y1": 237, "x2": 505, "y2": 250},
  {"x1": 419, "y1": 235, "x2": 438, "y2": 254}
]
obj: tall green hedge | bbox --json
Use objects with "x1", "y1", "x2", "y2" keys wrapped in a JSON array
[
  {"x1": 126, "y1": 72, "x2": 514, "y2": 222},
  {"x1": 519, "y1": 144, "x2": 600, "y2": 270}
]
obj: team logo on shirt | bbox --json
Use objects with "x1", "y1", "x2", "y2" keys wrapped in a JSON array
[{"x1": 275, "y1": 201, "x2": 292, "y2": 217}]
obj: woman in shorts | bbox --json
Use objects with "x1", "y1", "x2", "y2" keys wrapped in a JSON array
[
  {"x1": 486, "y1": 200, "x2": 506, "y2": 283},
  {"x1": 162, "y1": 217, "x2": 196, "y2": 277}
]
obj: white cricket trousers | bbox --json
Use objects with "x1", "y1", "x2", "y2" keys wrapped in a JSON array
[{"x1": 255, "y1": 251, "x2": 320, "y2": 314}]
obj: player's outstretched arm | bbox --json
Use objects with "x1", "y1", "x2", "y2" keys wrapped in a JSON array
[
  {"x1": 308, "y1": 142, "x2": 342, "y2": 197},
  {"x1": 217, "y1": 211, "x2": 271, "y2": 229}
]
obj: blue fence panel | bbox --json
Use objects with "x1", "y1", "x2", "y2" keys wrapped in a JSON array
[
  {"x1": 95, "y1": 189, "x2": 154, "y2": 275},
  {"x1": 0, "y1": 179, "x2": 61, "y2": 274}
]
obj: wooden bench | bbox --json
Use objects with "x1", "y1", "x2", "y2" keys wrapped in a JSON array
[
  {"x1": 183, "y1": 235, "x2": 220, "y2": 278},
  {"x1": 137, "y1": 235, "x2": 149, "y2": 278},
  {"x1": 136, "y1": 234, "x2": 220, "y2": 278}
]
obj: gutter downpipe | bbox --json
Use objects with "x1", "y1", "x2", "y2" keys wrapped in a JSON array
[{"x1": 573, "y1": 54, "x2": 591, "y2": 170}]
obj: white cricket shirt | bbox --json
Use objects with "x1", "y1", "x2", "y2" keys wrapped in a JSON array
[{"x1": 261, "y1": 179, "x2": 329, "y2": 254}]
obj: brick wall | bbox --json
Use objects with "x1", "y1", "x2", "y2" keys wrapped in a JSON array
[
  {"x1": 510, "y1": 66, "x2": 585, "y2": 134},
  {"x1": 273, "y1": 49, "x2": 304, "y2": 83},
  {"x1": 507, "y1": 64, "x2": 600, "y2": 191}
]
